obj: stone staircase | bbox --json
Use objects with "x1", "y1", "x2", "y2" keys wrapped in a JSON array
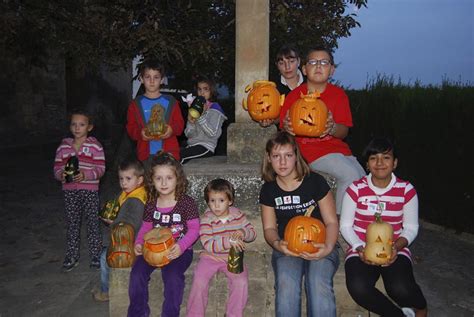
[{"x1": 109, "y1": 156, "x2": 370, "y2": 316}]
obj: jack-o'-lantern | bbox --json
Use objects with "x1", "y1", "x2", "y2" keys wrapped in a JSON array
[
  {"x1": 143, "y1": 227, "x2": 175, "y2": 267},
  {"x1": 107, "y1": 222, "x2": 136, "y2": 268},
  {"x1": 242, "y1": 80, "x2": 284, "y2": 121},
  {"x1": 145, "y1": 104, "x2": 166, "y2": 139},
  {"x1": 284, "y1": 206, "x2": 326, "y2": 254},
  {"x1": 99, "y1": 199, "x2": 120, "y2": 221},
  {"x1": 364, "y1": 213, "x2": 394, "y2": 265},
  {"x1": 289, "y1": 92, "x2": 328, "y2": 137},
  {"x1": 64, "y1": 156, "x2": 79, "y2": 183}
]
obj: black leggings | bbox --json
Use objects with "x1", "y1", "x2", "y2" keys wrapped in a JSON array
[
  {"x1": 345, "y1": 256, "x2": 427, "y2": 316},
  {"x1": 180, "y1": 144, "x2": 213, "y2": 164}
]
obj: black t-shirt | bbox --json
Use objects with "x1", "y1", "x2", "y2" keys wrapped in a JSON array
[{"x1": 259, "y1": 172, "x2": 330, "y2": 238}]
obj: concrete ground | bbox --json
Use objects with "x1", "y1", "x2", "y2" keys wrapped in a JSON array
[{"x1": 1, "y1": 143, "x2": 473, "y2": 317}]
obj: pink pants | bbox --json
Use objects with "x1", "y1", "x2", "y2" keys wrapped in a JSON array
[{"x1": 186, "y1": 255, "x2": 248, "y2": 317}]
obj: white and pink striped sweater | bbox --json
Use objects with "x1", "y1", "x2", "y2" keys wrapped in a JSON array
[
  {"x1": 340, "y1": 173, "x2": 419, "y2": 261},
  {"x1": 53, "y1": 137, "x2": 106, "y2": 191}
]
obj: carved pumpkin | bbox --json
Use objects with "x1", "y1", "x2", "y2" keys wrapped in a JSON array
[
  {"x1": 227, "y1": 246, "x2": 244, "y2": 274},
  {"x1": 289, "y1": 92, "x2": 328, "y2": 137},
  {"x1": 188, "y1": 96, "x2": 206, "y2": 119},
  {"x1": 64, "y1": 156, "x2": 79, "y2": 183},
  {"x1": 107, "y1": 222, "x2": 136, "y2": 268},
  {"x1": 242, "y1": 80, "x2": 284, "y2": 121},
  {"x1": 284, "y1": 206, "x2": 326, "y2": 254},
  {"x1": 364, "y1": 213, "x2": 394, "y2": 265},
  {"x1": 99, "y1": 199, "x2": 120, "y2": 221},
  {"x1": 145, "y1": 104, "x2": 166, "y2": 139},
  {"x1": 143, "y1": 227, "x2": 175, "y2": 267}
]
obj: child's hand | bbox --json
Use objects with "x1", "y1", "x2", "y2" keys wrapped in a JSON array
[
  {"x1": 100, "y1": 217, "x2": 113, "y2": 225},
  {"x1": 73, "y1": 170, "x2": 85, "y2": 182},
  {"x1": 320, "y1": 111, "x2": 335, "y2": 138},
  {"x1": 275, "y1": 239, "x2": 299, "y2": 257},
  {"x1": 299, "y1": 242, "x2": 333, "y2": 261},
  {"x1": 229, "y1": 236, "x2": 246, "y2": 252},
  {"x1": 282, "y1": 112, "x2": 295, "y2": 135},
  {"x1": 160, "y1": 125, "x2": 173, "y2": 139},
  {"x1": 258, "y1": 118, "x2": 278, "y2": 127},
  {"x1": 187, "y1": 114, "x2": 197, "y2": 123},
  {"x1": 141, "y1": 128, "x2": 154, "y2": 141},
  {"x1": 167, "y1": 244, "x2": 182, "y2": 260},
  {"x1": 356, "y1": 246, "x2": 381, "y2": 266},
  {"x1": 134, "y1": 244, "x2": 143, "y2": 256}
]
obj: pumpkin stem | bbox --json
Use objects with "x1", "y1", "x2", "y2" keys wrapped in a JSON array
[
  {"x1": 374, "y1": 212, "x2": 382, "y2": 222},
  {"x1": 304, "y1": 205, "x2": 315, "y2": 217}
]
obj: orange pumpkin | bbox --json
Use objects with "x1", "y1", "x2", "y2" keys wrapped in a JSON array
[
  {"x1": 284, "y1": 206, "x2": 326, "y2": 254},
  {"x1": 143, "y1": 227, "x2": 175, "y2": 267},
  {"x1": 364, "y1": 213, "x2": 394, "y2": 265},
  {"x1": 107, "y1": 222, "x2": 136, "y2": 268},
  {"x1": 289, "y1": 92, "x2": 328, "y2": 137},
  {"x1": 242, "y1": 80, "x2": 284, "y2": 121}
]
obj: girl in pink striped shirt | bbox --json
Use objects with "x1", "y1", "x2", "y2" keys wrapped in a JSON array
[
  {"x1": 340, "y1": 138, "x2": 427, "y2": 317},
  {"x1": 53, "y1": 109, "x2": 106, "y2": 272}
]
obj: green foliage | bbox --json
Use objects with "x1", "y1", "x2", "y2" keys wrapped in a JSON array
[
  {"x1": 1, "y1": 0, "x2": 366, "y2": 91},
  {"x1": 347, "y1": 76, "x2": 474, "y2": 233}
]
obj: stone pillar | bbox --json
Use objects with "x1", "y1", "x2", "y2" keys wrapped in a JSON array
[{"x1": 228, "y1": 0, "x2": 277, "y2": 163}]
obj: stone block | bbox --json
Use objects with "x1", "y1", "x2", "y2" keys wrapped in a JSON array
[{"x1": 226, "y1": 122, "x2": 277, "y2": 163}]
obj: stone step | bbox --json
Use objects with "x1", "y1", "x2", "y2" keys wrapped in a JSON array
[{"x1": 109, "y1": 245, "x2": 369, "y2": 317}]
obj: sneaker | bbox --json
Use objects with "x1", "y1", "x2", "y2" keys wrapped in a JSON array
[
  {"x1": 90, "y1": 257, "x2": 100, "y2": 270},
  {"x1": 402, "y1": 307, "x2": 415, "y2": 317},
  {"x1": 62, "y1": 258, "x2": 79, "y2": 272},
  {"x1": 92, "y1": 290, "x2": 109, "y2": 302}
]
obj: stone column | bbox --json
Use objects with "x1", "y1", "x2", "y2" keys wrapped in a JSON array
[{"x1": 227, "y1": 0, "x2": 277, "y2": 163}]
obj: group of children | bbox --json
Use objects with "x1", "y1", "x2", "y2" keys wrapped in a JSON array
[{"x1": 53, "y1": 49, "x2": 427, "y2": 316}]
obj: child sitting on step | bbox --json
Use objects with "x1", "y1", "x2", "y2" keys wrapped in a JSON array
[
  {"x1": 186, "y1": 179, "x2": 256, "y2": 317},
  {"x1": 93, "y1": 158, "x2": 147, "y2": 302}
]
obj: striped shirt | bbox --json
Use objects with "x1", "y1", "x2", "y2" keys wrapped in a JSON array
[
  {"x1": 340, "y1": 174, "x2": 419, "y2": 261},
  {"x1": 53, "y1": 137, "x2": 106, "y2": 191},
  {"x1": 199, "y1": 207, "x2": 256, "y2": 262}
]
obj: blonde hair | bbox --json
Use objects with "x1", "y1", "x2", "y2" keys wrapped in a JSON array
[
  {"x1": 261, "y1": 132, "x2": 310, "y2": 182},
  {"x1": 145, "y1": 151, "x2": 188, "y2": 203}
]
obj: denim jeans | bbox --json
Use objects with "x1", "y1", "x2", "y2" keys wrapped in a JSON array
[
  {"x1": 309, "y1": 153, "x2": 365, "y2": 215},
  {"x1": 272, "y1": 246, "x2": 340, "y2": 317},
  {"x1": 100, "y1": 248, "x2": 109, "y2": 292}
]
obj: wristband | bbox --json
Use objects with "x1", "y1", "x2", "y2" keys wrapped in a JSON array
[{"x1": 329, "y1": 123, "x2": 337, "y2": 136}]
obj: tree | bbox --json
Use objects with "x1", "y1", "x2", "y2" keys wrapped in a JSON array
[{"x1": 1, "y1": 0, "x2": 366, "y2": 92}]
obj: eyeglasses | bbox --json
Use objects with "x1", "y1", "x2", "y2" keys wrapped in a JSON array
[{"x1": 306, "y1": 59, "x2": 332, "y2": 67}]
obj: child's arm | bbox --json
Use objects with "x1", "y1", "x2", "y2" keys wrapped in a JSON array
[
  {"x1": 135, "y1": 221, "x2": 153, "y2": 246},
  {"x1": 399, "y1": 189, "x2": 419, "y2": 245},
  {"x1": 200, "y1": 215, "x2": 233, "y2": 253},
  {"x1": 53, "y1": 146, "x2": 66, "y2": 182},
  {"x1": 113, "y1": 198, "x2": 145, "y2": 236},
  {"x1": 235, "y1": 211, "x2": 257, "y2": 243},
  {"x1": 176, "y1": 218, "x2": 200, "y2": 252},
  {"x1": 339, "y1": 192, "x2": 365, "y2": 250},
  {"x1": 164, "y1": 100, "x2": 185, "y2": 139},
  {"x1": 193, "y1": 106, "x2": 226, "y2": 138},
  {"x1": 126, "y1": 101, "x2": 143, "y2": 141},
  {"x1": 81, "y1": 141, "x2": 106, "y2": 181}
]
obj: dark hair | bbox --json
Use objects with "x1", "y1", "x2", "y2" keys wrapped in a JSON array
[
  {"x1": 118, "y1": 158, "x2": 145, "y2": 178},
  {"x1": 204, "y1": 178, "x2": 235, "y2": 203},
  {"x1": 304, "y1": 46, "x2": 334, "y2": 65},
  {"x1": 139, "y1": 59, "x2": 166, "y2": 78},
  {"x1": 145, "y1": 151, "x2": 188, "y2": 202},
  {"x1": 275, "y1": 44, "x2": 300, "y2": 63},
  {"x1": 69, "y1": 108, "x2": 93, "y2": 125},
  {"x1": 195, "y1": 76, "x2": 218, "y2": 101},
  {"x1": 261, "y1": 131, "x2": 310, "y2": 182},
  {"x1": 363, "y1": 137, "x2": 398, "y2": 162}
]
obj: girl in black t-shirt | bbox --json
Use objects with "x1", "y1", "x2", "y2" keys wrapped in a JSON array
[{"x1": 259, "y1": 131, "x2": 339, "y2": 317}]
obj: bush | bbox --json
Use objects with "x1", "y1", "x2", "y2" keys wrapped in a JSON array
[{"x1": 347, "y1": 76, "x2": 474, "y2": 233}]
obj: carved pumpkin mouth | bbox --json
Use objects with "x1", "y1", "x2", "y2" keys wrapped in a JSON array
[
  {"x1": 376, "y1": 253, "x2": 389, "y2": 258},
  {"x1": 256, "y1": 101, "x2": 271, "y2": 113},
  {"x1": 300, "y1": 117, "x2": 315, "y2": 126}
]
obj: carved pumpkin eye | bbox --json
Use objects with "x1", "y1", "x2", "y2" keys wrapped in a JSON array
[
  {"x1": 375, "y1": 236, "x2": 383, "y2": 243},
  {"x1": 311, "y1": 225, "x2": 321, "y2": 234}
]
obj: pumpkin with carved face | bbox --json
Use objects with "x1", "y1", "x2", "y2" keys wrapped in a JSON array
[
  {"x1": 242, "y1": 80, "x2": 284, "y2": 121},
  {"x1": 364, "y1": 213, "x2": 394, "y2": 265},
  {"x1": 106, "y1": 222, "x2": 136, "y2": 268},
  {"x1": 145, "y1": 104, "x2": 166, "y2": 139},
  {"x1": 284, "y1": 206, "x2": 326, "y2": 254},
  {"x1": 143, "y1": 227, "x2": 175, "y2": 267},
  {"x1": 289, "y1": 92, "x2": 328, "y2": 137}
]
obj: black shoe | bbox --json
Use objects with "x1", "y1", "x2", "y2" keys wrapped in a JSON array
[
  {"x1": 62, "y1": 258, "x2": 79, "y2": 272},
  {"x1": 90, "y1": 257, "x2": 100, "y2": 270}
]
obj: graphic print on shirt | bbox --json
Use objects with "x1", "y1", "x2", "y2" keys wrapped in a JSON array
[{"x1": 274, "y1": 195, "x2": 316, "y2": 215}]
